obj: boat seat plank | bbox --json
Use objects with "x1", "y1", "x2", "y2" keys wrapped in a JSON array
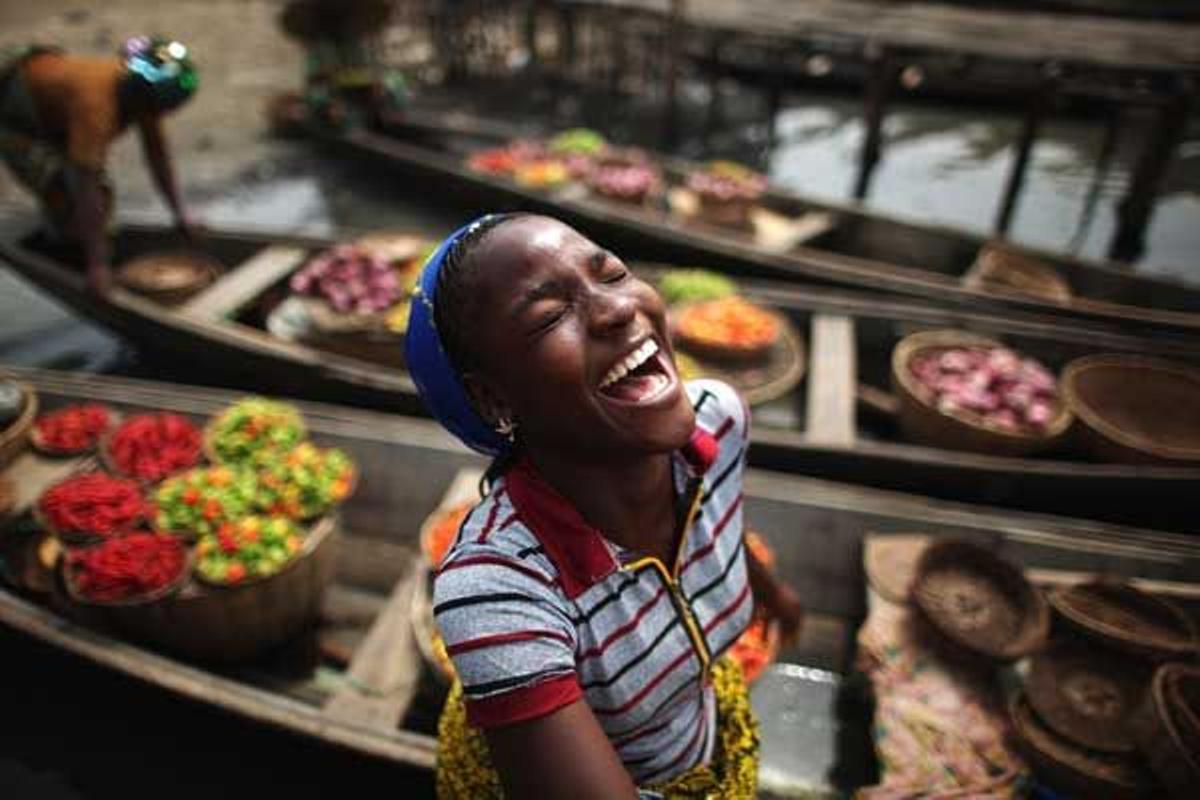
[
  {"x1": 322, "y1": 561, "x2": 422, "y2": 729},
  {"x1": 180, "y1": 245, "x2": 309, "y2": 320},
  {"x1": 806, "y1": 313, "x2": 857, "y2": 446}
]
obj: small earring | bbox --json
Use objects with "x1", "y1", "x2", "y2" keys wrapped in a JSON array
[{"x1": 495, "y1": 417, "x2": 516, "y2": 440}]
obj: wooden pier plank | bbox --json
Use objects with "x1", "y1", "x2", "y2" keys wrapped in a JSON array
[{"x1": 806, "y1": 313, "x2": 857, "y2": 447}]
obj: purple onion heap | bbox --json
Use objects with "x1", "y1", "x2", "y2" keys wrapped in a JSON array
[
  {"x1": 290, "y1": 244, "x2": 404, "y2": 315},
  {"x1": 586, "y1": 150, "x2": 661, "y2": 204},
  {"x1": 686, "y1": 161, "x2": 768, "y2": 204},
  {"x1": 909, "y1": 346, "x2": 1060, "y2": 434}
]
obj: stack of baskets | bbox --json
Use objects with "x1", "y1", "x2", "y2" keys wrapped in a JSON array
[
  {"x1": 1015, "y1": 580, "x2": 1199, "y2": 798},
  {"x1": 898, "y1": 538, "x2": 1200, "y2": 798}
]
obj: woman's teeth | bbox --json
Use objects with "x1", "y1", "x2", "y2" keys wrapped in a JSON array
[{"x1": 599, "y1": 339, "x2": 659, "y2": 389}]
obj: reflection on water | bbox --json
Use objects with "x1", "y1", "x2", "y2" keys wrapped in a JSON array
[{"x1": 770, "y1": 98, "x2": 1200, "y2": 283}]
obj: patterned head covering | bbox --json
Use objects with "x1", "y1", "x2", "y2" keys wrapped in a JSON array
[
  {"x1": 405, "y1": 215, "x2": 511, "y2": 457},
  {"x1": 120, "y1": 36, "x2": 197, "y2": 110}
]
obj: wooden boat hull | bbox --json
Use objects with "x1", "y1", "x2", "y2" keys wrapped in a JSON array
[
  {"x1": 3, "y1": 218, "x2": 1200, "y2": 531},
  {"x1": 327, "y1": 108, "x2": 1200, "y2": 339},
  {"x1": 2, "y1": 368, "x2": 1200, "y2": 784}
]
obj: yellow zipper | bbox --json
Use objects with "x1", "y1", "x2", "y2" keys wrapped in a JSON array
[{"x1": 623, "y1": 480, "x2": 710, "y2": 674}]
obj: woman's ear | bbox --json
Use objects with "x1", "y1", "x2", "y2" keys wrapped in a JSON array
[{"x1": 462, "y1": 371, "x2": 513, "y2": 431}]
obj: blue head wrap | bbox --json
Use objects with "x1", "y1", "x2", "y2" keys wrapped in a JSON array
[{"x1": 405, "y1": 215, "x2": 511, "y2": 457}]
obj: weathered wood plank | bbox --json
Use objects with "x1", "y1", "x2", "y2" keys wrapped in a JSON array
[
  {"x1": 180, "y1": 245, "x2": 309, "y2": 320},
  {"x1": 323, "y1": 562, "x2": 423, "y2": 729},
  {"x1": 806, "y1": 314, "x2": 857, "y2": 446}
]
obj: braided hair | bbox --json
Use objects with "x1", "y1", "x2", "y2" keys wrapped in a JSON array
[{"x1": 432, "y1": 212, "x2": 527, "y2": 492}]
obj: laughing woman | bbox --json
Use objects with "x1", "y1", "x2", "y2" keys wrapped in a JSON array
[{"x1": 406, "y1": 214, "x2": 803, "y2": 799}]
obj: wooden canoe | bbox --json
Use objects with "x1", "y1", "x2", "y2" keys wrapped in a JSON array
[
  {"x1": 3, "y1": 218, "x2": 1200, "y2": 531},
  {"x1": 311, "y1": 107, "x2": 1200, "y2": 339},
  {"x1": 2, "y1": 367, "x2": 1200, "y2": 792}
]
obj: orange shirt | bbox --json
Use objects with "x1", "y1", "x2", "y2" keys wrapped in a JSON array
[{"x1": 22, "y1": 51, "x2": 154, "y2": 171}]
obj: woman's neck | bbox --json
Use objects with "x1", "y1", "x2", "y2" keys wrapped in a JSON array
[{"x1": 525, "y1": 448, "x2": 679, "y2": 557}]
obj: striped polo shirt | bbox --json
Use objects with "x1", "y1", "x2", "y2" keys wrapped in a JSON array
[{"x1": 433, "y1": 379, "x2": 752, "y2": 785}]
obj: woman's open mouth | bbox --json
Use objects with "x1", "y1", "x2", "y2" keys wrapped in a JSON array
[{"x1": 598, "y1": 338, "x2": 675, "y2": 405}]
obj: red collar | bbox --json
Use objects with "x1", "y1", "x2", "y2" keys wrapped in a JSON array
[{"x1": 503, "y1": 427, "x2": 718, "y2": 599}]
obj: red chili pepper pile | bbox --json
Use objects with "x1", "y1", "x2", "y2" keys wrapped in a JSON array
[
  {"x1": 34, "y1": 404, "x2": 111, "y2": 452},
  {"x1": 69, "y1": 532, "x2": 186, "y2": 601},
  {"x1": 40, "y1": 472, "x2": 145, "y2": 537},
  {"x1": 108, "y1": 413, "x2": 201, "y2": 482}
]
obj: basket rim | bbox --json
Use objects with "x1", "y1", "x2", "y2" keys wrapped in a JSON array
[
  {"x1": 29, "y1": 402, "x2": 117, "y2": 458},
  {"x1": 0, "y1": 378, "x2": 39, "y2": 450},
  {"x1": 1009, "y1": 691, "x2": 1154, "y2": 792},
  {"x1": 115, "y1": 249, "x2": 221, "y2": 296},
  {"x1": 892, "y1": 329, "x2": 1074, "y2": 444},
  {"x1": 61, "y1": 533, "x2": 193, "y2": 607},
  {"x1": 1061, "y1": 353, "x2": 1200, "y2": 462},
  {"x1": 191, "y1": 513, "x2": 335, "y2": 589},
  {"x1": 1048, "y1": 580, "x2": 1199, "y2": 657},
  {"x1": 1148, "y1": 663, "x2": 1200, "y2": 773},
  {"x1": 912, "y1": 538, "x2": 1050, "y2": 660}
]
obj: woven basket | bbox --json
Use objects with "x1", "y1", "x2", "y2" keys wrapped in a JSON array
[
  {"x1": 61, "y1": 535, "x2": 192, "y2": 607},
  {"x1": 891, "y1": 330, "x2": 1072, "y2": 456},
  {"x1": 1048, "y1": 580, "x2": 1198, "y2": 663},
  {"x1": 0, "y1": 379, "x2": 37, "y2": 468},
  {"x1": 1010, "y1": 692, "x2": 1159, "y2": 800},
  {"x1": 88, "y1": 515, "x2": 339, "y2": 662},
  {"x1": 1130, "y1": 663, "x2": 1200, "y2": 800},
  {"x1": 1061, "y1": 354, "x2": 1200, "y2": 464},
  {"x1": 963, "y1": 242, "x2": 1073, "y2": 303},
  {"x1": 911, "y1": 539, "x2": 1049, "y2": 662},
  {"x1": 115, "y1": 250, "x2": 220, "y2": 306},
  {"x1": 1026, "y1": 636, "x2": 1151, "y2": 753}
]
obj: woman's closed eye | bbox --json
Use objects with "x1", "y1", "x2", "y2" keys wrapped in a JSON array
[{"x1": 528, "y1": 300, "x2": 571, "y2": 336}]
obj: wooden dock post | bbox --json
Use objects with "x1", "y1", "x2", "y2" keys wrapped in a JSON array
[
  {"x1": 853, "y1": 48, "x2": 900, "y2": 201},
  {"x1": 995, "y1": 70, "x2": 1057, "y2": 235},
  {"x1": 1109, "y1": 86, "x2": 1192, "y2": 263},
  {"x1": 662, "y1": 0, "x2": 686, "y2": 150}
]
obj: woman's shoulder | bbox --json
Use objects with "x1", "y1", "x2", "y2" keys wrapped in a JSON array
[
  {"x1": 434, "y1": 488, "x2": 565, "y2": 602},
  {"x1": 685, "y1": 378, "x2": 749, "y2": 443}
]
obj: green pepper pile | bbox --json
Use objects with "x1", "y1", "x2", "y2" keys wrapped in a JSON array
[
  {"x1": 153, "y1": 466, "x2": 259, "y2": 537},
  {"x1": 255, "y1": 442, "x2": 356, "y2": 520},
  {"x1": 548, "y1": 128, "x2": 607, "y2": 156},
  {"x1": 194, "y1": 515, "x2": 305, "y2": 585},
  {"x1": 206, "y1": 398, "x2": 306, "y2": 466},
  {"x1": 659, "y1": 269, "x2": 737, "y2": 306}
]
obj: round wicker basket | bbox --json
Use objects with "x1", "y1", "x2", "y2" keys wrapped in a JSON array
[
  {"x1": 1048, "y1": 580, "x2": 1198, "y2": 663},
  {"x1": 911, "y1": 539, "x2": 1049, "y2": 662},
  {"x1": 1026, "y1": 637, "x2": 1151, "y2": 753},
  {"x1": 115, "y1": 251, "x2": 220, "y2": 306},
  {"x1": 61, "y1": 535, "x2": 192, "y2": 608},
  {"x1": 891, "y1": 330, "x2": 1072, "y2": 456},
  {"x1": 1061, "y1": 354, "x2": 1200, "y2": 464},
  {"x1": 82, "y1": 514, "x2": 340, "y2": 662},
  {"x1": 1010, "y1": 692, "x2": 1159, "y2": 800},
  {"x1": 1130, "y1": 663, "x2": 1200, "y2": 800},
  {"x1": 964, "y1": 242, "x2": 1072, "y2": 304},
  {"x1": 0, "y1": 379, "x2": 37, "y2": 467},
  {"x1": 863, "y1": 534, "x2": 929, "y2": 604}
]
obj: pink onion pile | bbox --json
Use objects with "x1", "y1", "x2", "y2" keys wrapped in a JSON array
[
  {"x1": 587, "y1": 153, "x2": 660, "y2": 203},
  {"x1": 290, "y1": 244, "x2": 404, "y2": 314},
  {"x1": 909, "y1": 346, "x2": 1060, "y2": 433},
  {"x1": 687, "y1": 168, "x2": 767, "y2": 203}
]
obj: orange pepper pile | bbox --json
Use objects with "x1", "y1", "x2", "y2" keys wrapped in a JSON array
[{"x1": 677, "y1": 296, "x2": 779, "y2": 350}]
